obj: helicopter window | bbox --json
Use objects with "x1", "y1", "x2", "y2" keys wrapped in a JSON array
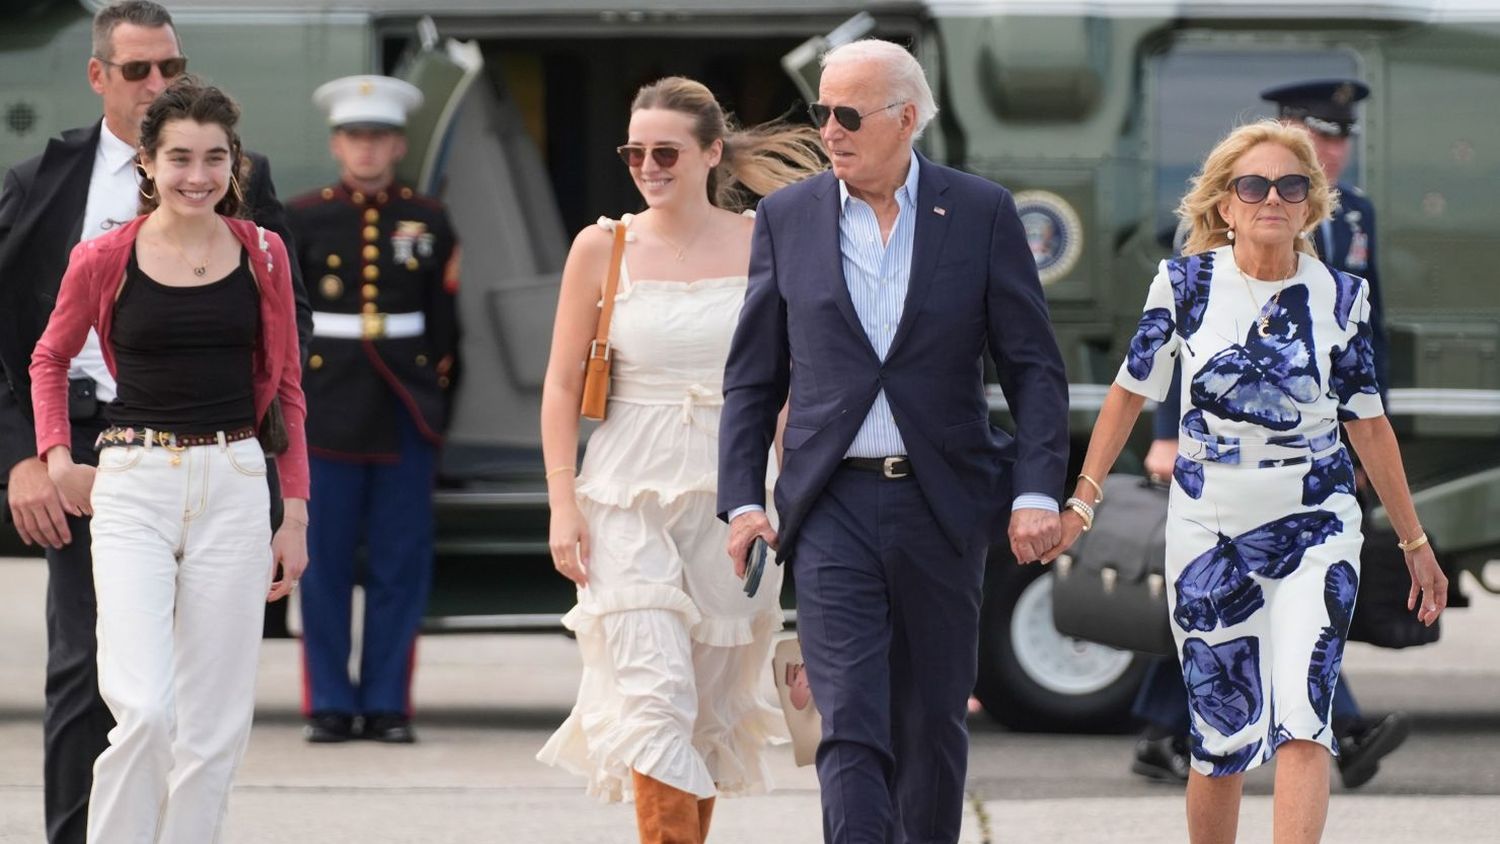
[{"x1": 1152, "y1": 44, "x2": 1363, "y2": 243}]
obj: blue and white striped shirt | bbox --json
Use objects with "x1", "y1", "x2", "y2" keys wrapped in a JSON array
[{"x1": 838, "y1": 151, "x2": 919, "y2": 459}]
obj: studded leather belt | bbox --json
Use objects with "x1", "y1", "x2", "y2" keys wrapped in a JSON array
[{"x1": 95, "y1": 426, "x2": 257, "y2": 451}]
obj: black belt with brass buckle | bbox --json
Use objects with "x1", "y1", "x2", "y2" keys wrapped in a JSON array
[
  {"x1": 94, "y1": 426, "x2": 257, "y2": 451},
  {"x1": 843, "y1": 456, "x2": 913, "y2": 479}
]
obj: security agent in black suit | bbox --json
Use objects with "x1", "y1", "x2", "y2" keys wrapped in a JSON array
[
  {"x1": 0, "y1": 4, "x2": 309, "y2": 841},
  {"x1": 1132, "y1": 78, "x2": 1405, "y2": 790}
]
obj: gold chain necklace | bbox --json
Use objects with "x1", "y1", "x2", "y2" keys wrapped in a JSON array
[
  {"x1": 1234, "y1": 250, "x2": 1297, "y2": 337},
  {"x1": 161, "y1": 231, "x2": 213, "y2": 277},
  {"x1": 652, "y1": 220, "x2": 707, "y2": 262}
]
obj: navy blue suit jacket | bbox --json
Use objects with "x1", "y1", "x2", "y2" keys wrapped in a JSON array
[{"x1": 717, "y1": 153, "x2": 1070, "y2": 560}]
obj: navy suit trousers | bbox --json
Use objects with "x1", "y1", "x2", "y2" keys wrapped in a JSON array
[{"x1": 794, "y1": 467, "x2": 986, "y2": 844}]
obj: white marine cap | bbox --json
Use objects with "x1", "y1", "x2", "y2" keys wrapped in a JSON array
[{"x1": 312, "y1": 75, "x2": 424, "y2": 131}]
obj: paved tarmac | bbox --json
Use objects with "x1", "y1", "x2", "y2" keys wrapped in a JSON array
[{"x1": 1, "y1": 557, "x2": 1497, "y2": 843}]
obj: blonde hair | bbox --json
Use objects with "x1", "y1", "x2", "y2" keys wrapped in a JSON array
[
  {"x1": 631, "y1": 76, "x2": 826, "y2": 212},
  {"x1": 1177, "y1": 119, "x2": 1336, "y2": 257}
]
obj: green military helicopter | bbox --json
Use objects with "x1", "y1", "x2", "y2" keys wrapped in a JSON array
[{"x1": 3, "y1": 0, "x2": 1498, "y2": 729}]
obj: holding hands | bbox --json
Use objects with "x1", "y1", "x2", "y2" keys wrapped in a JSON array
[{"x1": 1009, "y1": 508, "x2": 1061, "y2": 565}]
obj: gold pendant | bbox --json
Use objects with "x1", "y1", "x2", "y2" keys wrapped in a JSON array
[{"x1": 1257, "y1": 317, "x2": 1271, "y2": 337}]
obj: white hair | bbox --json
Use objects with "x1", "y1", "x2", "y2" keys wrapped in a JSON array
[{"x1": 820, "y1": 39, "x2": 938, "y2": 140}]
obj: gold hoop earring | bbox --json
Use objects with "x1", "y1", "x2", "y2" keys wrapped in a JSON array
[{"x1": 139, "y1": 179, "x2": 156, "y2": 201}]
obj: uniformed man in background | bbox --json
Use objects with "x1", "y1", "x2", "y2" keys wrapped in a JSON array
[
  {"x1": 1262, "y1": 78, "x2": 1387, "y2": 393},
  {"x1": 287, "y1": 75, "x2": 459, "y2": 744}
]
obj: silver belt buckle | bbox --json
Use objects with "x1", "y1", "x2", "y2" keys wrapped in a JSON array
[{"x1": 882, "y1": 456, "x2": 909, "y2": 479}]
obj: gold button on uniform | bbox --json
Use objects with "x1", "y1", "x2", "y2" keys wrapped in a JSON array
[
  {"x1": 364, "y1": 209, "x2": 379, "y2": 224},
  {"x1": 400, "y1": 187, "x2": 413, "y2": 199},
  {"x1": 362, "y1": 284, "x2": 379, "y2": 299},
  {"x1": 415, "y1": 354, "x2": 428, "y2": 366},
  {"x1": 351, "y1": 191, "x2": 365, "y2": 204},
  {"x1": 438, "y1": 376, "x2": 451, "y2": 388},
  {"x1": 326, "y1": 254, "x2": 342, "y2": 269},
  {"x1": 363, "y1": 226, "x2": 378, "y2": 242},
  {"x1": 363, "y1": 245, "x2": 379, "y2": 261},
  {"x1": 377, "y1": 191, "x2": 388, "y2": 204},
  {"x1": 363, "y1": 265, "x2": 379, "y2": 281},
  {"x1": 405, "y1": 257, "x2": 420, "y2": 271},
  {"x1": 320, "y1": 187, "x2": 334, "y2": 200},
  {"x1": 362, "y1": 302, "x2": 378, "y2": 314},
  {"x1": 319, "y1": 274, "x2": 343, "y2": 299},
  {"x1": 308, "y1": 354, "x2": 324, "y2": 370}
]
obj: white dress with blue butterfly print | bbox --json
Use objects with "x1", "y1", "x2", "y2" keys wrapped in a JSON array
[{"x1": 1116, "y1": 245, "x2": 1384, "y2": 777}]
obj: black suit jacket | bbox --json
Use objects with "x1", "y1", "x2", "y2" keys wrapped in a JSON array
[{"x1": 0, "y1": 121, "x2": 312, "y2": 475}]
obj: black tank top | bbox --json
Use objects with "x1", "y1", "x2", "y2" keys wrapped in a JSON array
[{"x1": 107, "y1": 247, "x2": 260, "y2": 433}]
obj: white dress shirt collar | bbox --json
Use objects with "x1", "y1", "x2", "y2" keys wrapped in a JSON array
[
  {"x1": 838, "y1": 149, "x2": 919, "y2": 211},
  {"x1": 97, "y1": 119, "x2": 138, "y2": 177}
]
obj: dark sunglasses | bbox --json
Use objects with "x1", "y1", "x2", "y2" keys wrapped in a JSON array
[
  {"x1": 807, "y1": 101, "x2": 903, "y2": 132},
  {"x1": 95, "y1": 55, "x2": 188, "y2": 82},
  {"x1": 1229, "y1": 174, "x2": 1311, "y2": 204},
  {"x1": 616, "y1": 144, "x2": 681, "y2": 168}
]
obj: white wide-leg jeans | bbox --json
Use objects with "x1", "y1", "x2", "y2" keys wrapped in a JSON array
[{"x1": 85, "y1": 436, "x2": 272, "y2": 844}]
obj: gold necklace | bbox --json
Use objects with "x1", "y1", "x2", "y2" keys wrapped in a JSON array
[
  {"x1": 161, "y1": 231, "x2": 213, "y2": 277},
  {"x1": 1235, "y1": 250, "x2": 1297, "y2": 337},
  {"x1": 652, "y1": 220, "x2": 707, "y2": 262}
]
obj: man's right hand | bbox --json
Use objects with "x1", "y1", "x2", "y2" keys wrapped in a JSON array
[
  {"x1": 1143, "y1": 438, "x2": 1177, "y2": 485},
  {"x1": 727, "y1": 510, "x2": 778, "y2": 579},
  {"x1": 7, "y1": 457, "x2": 72, "y2": 548}
]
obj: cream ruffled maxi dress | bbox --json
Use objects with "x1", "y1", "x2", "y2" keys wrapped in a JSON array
[{"x1": 537, "y1": 215, "x2": 786, "y2": 802}]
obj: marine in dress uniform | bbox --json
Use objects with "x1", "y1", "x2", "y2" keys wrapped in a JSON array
[{"x1": 287, "y1": 75, "x2": 460, "y2": 743}]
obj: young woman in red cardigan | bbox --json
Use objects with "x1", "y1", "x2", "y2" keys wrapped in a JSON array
[{"x1": 29, "y1": 78, "x2": 307, "y2": 843}]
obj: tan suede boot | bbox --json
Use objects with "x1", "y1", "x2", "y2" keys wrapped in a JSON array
[
  {"x1": 631, "y1": 769, "x2": 701, "y2": 844},
  {"x1": 697, "y1": 796, "x2": 716, "y2": 841}
]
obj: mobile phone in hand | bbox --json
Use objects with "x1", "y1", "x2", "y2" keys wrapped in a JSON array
[{"x1": 743, "y1": 536, "x2": 769, "y2": 597}]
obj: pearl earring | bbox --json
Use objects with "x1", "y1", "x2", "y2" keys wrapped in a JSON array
[{"x1": 1227, "y1": 228, "x2": 1235, "y2": 241}]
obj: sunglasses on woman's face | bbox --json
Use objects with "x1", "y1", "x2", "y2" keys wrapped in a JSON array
[
  {"x1": 616, "y1": 144, "x2": 681, "y2": 169},
  {"x1": 807, "y1": 101, "x2": 903, "y2": 132},
  {"x1": 1229, "y1": 174, "x2": 1311, "y2": 204},
  {"x1": 95, "y1": 56, "x2": 188, "y2": 82}
]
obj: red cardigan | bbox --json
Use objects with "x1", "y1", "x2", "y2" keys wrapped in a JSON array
[{"x1": 30, "y1": 215, "x2": 309, "y2": 499}]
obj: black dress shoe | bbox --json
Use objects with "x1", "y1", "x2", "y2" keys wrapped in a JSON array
[
  {"x1": 1131, "y1": 735, "x2": 1191, "y2": 783},
  {"x1": 1337, "y1": 712, "x2": 1411, "y2": 789},
  {"x1": 361, "y1": 713, "x2": 417, "y2": 744},
  {"x1": 304, "y1": 712, "x2": 356, "y2": 743}
]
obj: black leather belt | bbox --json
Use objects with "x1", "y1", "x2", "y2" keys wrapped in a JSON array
[{"x1": 842, "y1": 456, "x2": 913, "y2": 479}]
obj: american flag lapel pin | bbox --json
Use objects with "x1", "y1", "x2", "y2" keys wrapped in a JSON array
[{"x1": 933, "y1": 206, "x2": 947, "y2": 216}]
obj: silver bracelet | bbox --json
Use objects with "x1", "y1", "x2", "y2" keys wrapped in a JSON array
[{"x1": 1064, "y1": 497, "x2": 1095, "y2": 532}]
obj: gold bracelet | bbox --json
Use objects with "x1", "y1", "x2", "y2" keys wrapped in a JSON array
[
  {"x1": 545, "y1": 466, "x2": 575, "y2": 480},
  {"x1": 1396, "y1": 531, "x2": 1429, "y2": 552},
  {"x1": 1077, "y1": 472, "x2": 1104, "y2": 504}
]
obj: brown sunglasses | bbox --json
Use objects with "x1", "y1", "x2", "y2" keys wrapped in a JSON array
[
  {"x1": 95, "y1": 56, "x2": 188, "y2": 82},
  {"x1": 616, "y1": 144, "x2": 681, "y2": 168}
]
